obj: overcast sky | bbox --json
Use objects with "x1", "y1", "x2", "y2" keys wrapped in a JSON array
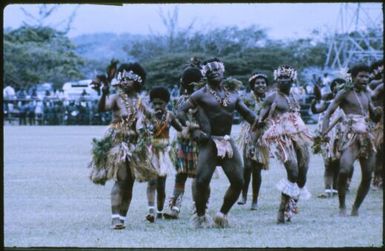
[{"x1": 3, "y1": 3, "x2": 383, "y2": 40}]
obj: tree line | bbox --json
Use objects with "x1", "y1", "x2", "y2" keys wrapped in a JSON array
[{"x1": 3, "y1": 24, "x2": 381, "y2": 91}]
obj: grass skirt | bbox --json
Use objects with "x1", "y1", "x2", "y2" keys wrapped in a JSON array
[
  {"x1": 151, "y1": 138, "x2": 175, "y2": 177},
  {"x1": 314, "y1": 108, "x2": 345, "y2": 161},
  {"x1": 88, "y1": 124, "x2": 158, "y2": 185},
  {"x1": 262, "y1": 112, "x2": 312, "y2": 167},
  {"x1": 339, "y1": 114, "x2": 376, "y2": 159},
  {"x1": 236, "y1": 121, "x2": 269, "y2": 169}
]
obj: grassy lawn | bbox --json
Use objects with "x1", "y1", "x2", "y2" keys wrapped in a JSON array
[{"x1": 3, "y1": 125, "x2": 383, "y2": 248}]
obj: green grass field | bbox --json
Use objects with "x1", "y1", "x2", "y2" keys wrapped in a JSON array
[{"x1": 4, "y1": 125, "x2": 383, "y2": 248}]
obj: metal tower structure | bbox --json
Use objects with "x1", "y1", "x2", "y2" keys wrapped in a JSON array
[{"x1": 324, "y1": 3, "x2": 383, "y2": 70}]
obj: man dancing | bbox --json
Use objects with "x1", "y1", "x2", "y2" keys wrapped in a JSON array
[
  {"x1": 311, "y1": 78, "x2": 351, "y2": 198},
  {"x1": 237, "y1": 72, "x2": 270, "y2": 210},
  {"x1": 258, "y1": 65, "x2": 313, "y2": 224},
  {"x1": 88, "y1": 62, "x2": 158, "y2": 229},
  {"x1": 321, "y1": 64, "x2": 379, "y2": 216},
  {"x1": 179, "y1": 58, "x2": 257, "y2": 228}
]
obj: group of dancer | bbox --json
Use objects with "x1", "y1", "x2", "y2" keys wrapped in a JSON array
[{"x1": 87, "y1": 57, "x2": 383, "y2": 229}]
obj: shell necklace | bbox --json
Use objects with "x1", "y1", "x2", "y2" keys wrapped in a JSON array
[
  {"x1": 119, "y1": 91, "x2": 138, "y2": 126},
  {"x1": 206, "y1": 85, "x2": 230, "y2": 107}
]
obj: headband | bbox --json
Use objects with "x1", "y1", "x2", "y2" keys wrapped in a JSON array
[
  {"x1": 248, "y1": 73, "x2": 268, "y2": 83},
  {"x1": 201, "y1": 62, "x2": 225, "y2": 76},
  {"x1": 273, "y1": 66, "x2": 297, "y2": 81},
  {"x1": 115, "y1": 70, "x2": 143, "y2": 84}
]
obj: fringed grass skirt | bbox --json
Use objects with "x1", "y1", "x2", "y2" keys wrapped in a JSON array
[
  {"x1": 151, "y1": 138, "x2": 175, "y2": 177},
  {"x1": 88, "y1": 125, "x2": 158, "y2": 185},
  {"x1": 339, "y1": 114, "x2": 376, "y2": 159},
  {"x1": 262, "y1": 112, "x2": 312, "y2": 167}
]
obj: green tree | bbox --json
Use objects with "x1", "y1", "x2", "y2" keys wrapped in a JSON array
[{"x1": 4, "y1": 26, "x2": 84, "y2": 90}]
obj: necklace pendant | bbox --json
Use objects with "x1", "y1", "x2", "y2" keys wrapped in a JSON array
[{"x1": 222, "y1": 100, "x2": 228, "y2": 107}]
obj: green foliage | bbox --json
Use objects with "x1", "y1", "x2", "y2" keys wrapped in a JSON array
[
  {"x1": 91, "y1": 135, "x2": 113, "y2": 169},
  {"x1": 141, "y1": 52, "x2": 207, "y2": 89},
  {"x1": 123, "y1": 26, "x2": 328, "y2": 88},
  {"x1": 7, "y1": 24, "x2": 376, "y2": 92},
  {"x1": 3, "y1": 26, "x2": 85, "y2": 90}
]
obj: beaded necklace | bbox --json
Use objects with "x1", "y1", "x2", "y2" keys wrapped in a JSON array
[
  {"x1": 206, "y1": 85, "x2": 230, "y2": 107},
  {"x1": 119, "y1": 90, "x2": 138, "y2": 127}
]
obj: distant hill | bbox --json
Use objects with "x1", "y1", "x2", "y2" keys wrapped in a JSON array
[
  {"x1": 71, "y1": 32, "x2": 146, "y2": 60},
  {"x1": 71, "y1": 32, "x2": 145, "y2": 77}
]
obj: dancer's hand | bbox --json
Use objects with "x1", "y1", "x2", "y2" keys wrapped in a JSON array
[
  {"x1": 101, "y1": 83, "x2": 109, "y2": 95},
  {"x1": 252, "y1": 120, "x2": 265, "y2": 131},
  {"x1": 180, "y1": 127, "x2": 190, "y2": 139},
  {"x1": 192, "y1": 129, "x2": 210, "y2": 144}
]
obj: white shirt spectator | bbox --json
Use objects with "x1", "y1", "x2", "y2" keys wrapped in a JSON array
[
  {"x1": 3, "y1": 86, "x2": 16, "y2": 99},
  {"x1": 35, "y1": 101, "x2": 44, "y2": 114}
]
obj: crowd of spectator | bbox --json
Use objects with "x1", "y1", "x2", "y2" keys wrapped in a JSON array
[
  {"x1": 3, "y1": 76, "x2": 321, "y2": 126},
  {"x1": 3, "y1": 86, "x2": 111, "y2": 125}
]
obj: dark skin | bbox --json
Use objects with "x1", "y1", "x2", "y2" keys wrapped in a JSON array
[
  {"x1": 98, "y1": 79, "x2": 143, "y2": 120},
  {"x1": 179, "y1": 62, "x2": 256, "y2": 217},
  {"x1": 258, "y1": 75, "x2": 311, "y2": 223},
  {"x1": 258, "y1": 76, "x2": 309, "y2": 189},
  {"x1": 311, "y1": 85, "x2": 353, "y2": 195},
  {"x1": 98, "y1": 78, "x2": 150, "y2": 226},
  {"x1": 321, "y1": 71, "x2": 378, "y2": 216},
  {"x1": 169, "y1": 83, "x2": 211, "y2": 216},
  {"x1": 147, "y1": 98, "x2": 182, "y2": 217},
  {"x1": 371, "y1": 80, "x2": 384, "y2": 188},
  {"x1": 238, "y1": 77, "x2": 267, "y2": 210}
]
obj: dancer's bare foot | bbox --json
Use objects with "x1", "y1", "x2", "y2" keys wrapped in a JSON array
[
  {"x1": 214, "y1": 212, "x2": 229, "y2": 228},
  {"x1": 339, "y1": 208, "x2": 347, "y2": 217},
  {"x1": 250, "y1": 200, "x2": 258, "y2": 210},
  {"x1": 237, "y1": 196, "x2": 247, "y2": 205},
  {"x1": 111, "y1": 218, "x2": 125, "y2": 229},
  {"x1": 351, "y1": 207, "x2": 359, "y2": 216}
]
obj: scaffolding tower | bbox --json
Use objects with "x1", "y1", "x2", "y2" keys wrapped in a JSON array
[{"x1": 324, "y1": 3, "x2": 383, "y2": 70}]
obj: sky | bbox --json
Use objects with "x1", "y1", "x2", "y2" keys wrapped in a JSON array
[{"x1": 3, "y1": 3, "x2": 383, "y2": 40}]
